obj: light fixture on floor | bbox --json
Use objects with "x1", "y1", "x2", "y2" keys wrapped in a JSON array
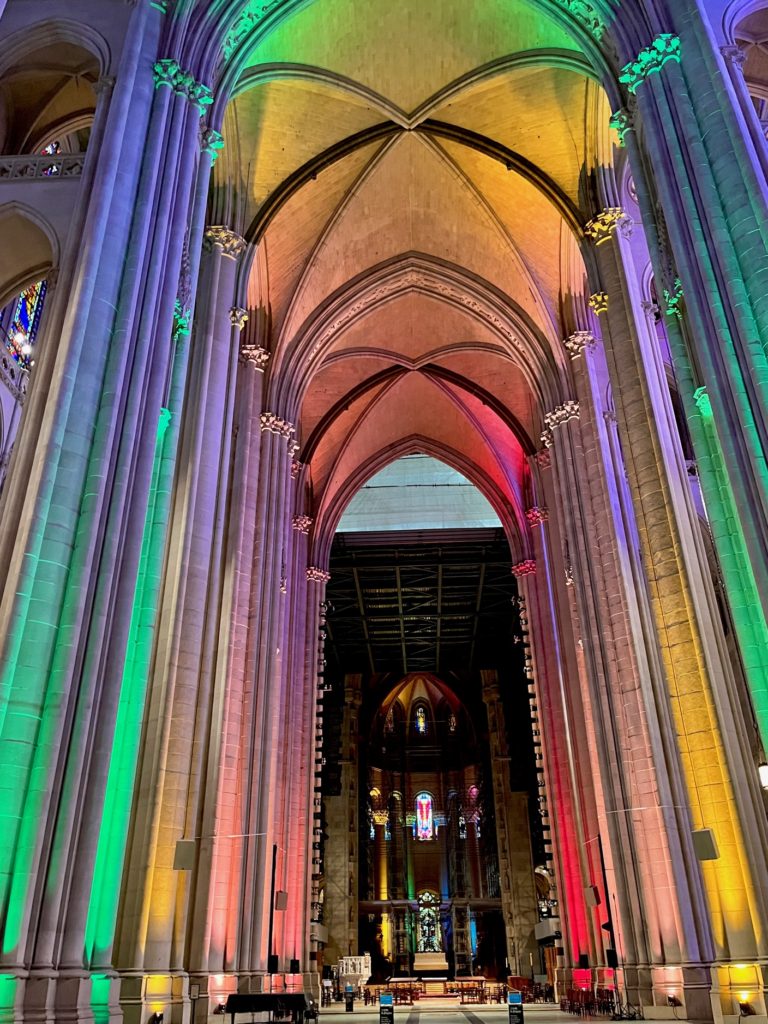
[{"x1": 758, "y1": 763, "x2": 768, "y2": 790}]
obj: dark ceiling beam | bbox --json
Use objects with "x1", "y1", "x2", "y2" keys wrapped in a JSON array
[{"x1": 352, "y1": 564, "x2": 376, "y2": 675}]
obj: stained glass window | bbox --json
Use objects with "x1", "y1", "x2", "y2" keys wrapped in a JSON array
[
  {"x1": 416, "y1": 792, "x2": 433, "y2": 841},
  {"x1": 448, "y1": 713, "x2": 457, "y2": 733},
  {"x1": 41, "y1": 141, "x2": 61, "y2": 177},
  {"x1": 5, "y1": 281, "x2": 47, "y2": 370},
  {"x1": 415, "y1": 706, "x2": 427, "y2": 735},
  {"x1": 417, "y1": 892, "x2": 442, "y2": 953}
]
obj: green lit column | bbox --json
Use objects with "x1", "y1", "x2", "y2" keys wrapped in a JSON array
[
  {"x1": 618, "y1": 33, "x2": 768, "y2": 635},
  {"x1": 620, "y1": 80, "x2": 768, "y2": 761}
]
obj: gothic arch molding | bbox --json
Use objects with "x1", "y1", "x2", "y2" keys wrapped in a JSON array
[
  {"x1": 301, "y1": 363, "x2": 537, "y2": 464},
  {"x1": 270, "y1": 254, "x2": 568, "y2": 414},
  {"x1": 0, "y1": 19, "x2": 110, "y2": 80},
  {"x1": 312, "y1": 434, "x2": 526, "y2": 566}
]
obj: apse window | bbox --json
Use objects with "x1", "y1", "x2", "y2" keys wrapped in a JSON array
[{"x1": 415, "y1": 792, "x2": 434, "y2": 841}]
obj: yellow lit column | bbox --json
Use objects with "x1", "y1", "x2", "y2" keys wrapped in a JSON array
[{"x1": 587, "y1": 209, "x2": 768, "y2": 1016}]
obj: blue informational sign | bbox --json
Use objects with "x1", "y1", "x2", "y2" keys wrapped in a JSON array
[
  {"x1": 380, "y1": 993, "x2": 394, "y2": 1024},
  {"x1": 508, "y1": 991, "x2": 524, "y2": 1024}
]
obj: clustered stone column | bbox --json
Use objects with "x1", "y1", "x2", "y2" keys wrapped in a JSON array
[
  {"x1": 481, "y1": 671, "x2": 539, "y2": 978},
  {"x1": 576, "y1": 178, "x2": 768, "y2": 1013},
  {"x1": 0, "y1": 10, "x2": 220, "y2": 1021},
  {"x1": 322, "y1": 676, "x2": 363, "y2": 966}
]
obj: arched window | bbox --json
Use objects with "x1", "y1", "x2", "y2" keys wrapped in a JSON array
[
  {"x1": 3, "y1": 280, "x2": 47, "y2": 370},
  {"x1": 415, "y1": 705, "x2": 427, "y2": 735},
  {"x1": 417, "y1": 891, "x2": 442, "y2": 953},
  {"x1": 415, "y1": 791, "x2": 433, "y2": 840}
]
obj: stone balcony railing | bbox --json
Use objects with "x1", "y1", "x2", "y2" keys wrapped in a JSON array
[{"x1": 0, "y1": 153, "x2": 85, "y2": 181}]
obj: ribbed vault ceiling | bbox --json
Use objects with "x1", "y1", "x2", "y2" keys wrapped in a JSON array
[{"x1": 220, "y1": 0, "x2": 617, "y2": 552}]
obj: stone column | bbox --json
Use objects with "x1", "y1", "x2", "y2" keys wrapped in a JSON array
[
  {"x1": 323, "y1": 675, "x2": 362, "y2": 965},
  {"x1": 513, "y1": 552, "x2": 597, "y2": 981},
  {"x1": 619, "y1": 29, "x2": 768, "y2": 665},
  {"x1": 199, "y1": 317, "x2": 270, "y2": 991},
  {"x1": 0, "y1": 9, "x2": 219, "y2": 1019},
  {"x1": 588, "y1": 206, "x2": 768, "y2": 1017},
  {"x1": 110, "y1": 227, "x2": 246, "y2": 1023},
  {"x1": 481, "y1": 672, "x2": 538, "y2": 978}
]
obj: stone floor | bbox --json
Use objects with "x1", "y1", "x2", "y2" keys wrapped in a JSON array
[{"x1": 320, "y1": 1002, "x2": 584, "y2": 1024}]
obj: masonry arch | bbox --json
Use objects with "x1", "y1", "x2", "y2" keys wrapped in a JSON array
[{"x1": 0, "y1": 203, "x2": 56, "y2": 307}]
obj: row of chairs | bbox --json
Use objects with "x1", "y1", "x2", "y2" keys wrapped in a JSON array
[{"x1": 561, "y1": 988, "x2": 617, "y2": 1017}]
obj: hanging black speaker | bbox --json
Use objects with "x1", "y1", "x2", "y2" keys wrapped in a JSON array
[
  {"x1": 578, "y1": 954, "x2": 589, "y2": 970},
  {"x1": 606, "y1": 949, "x2": 619, "y2": 970}
]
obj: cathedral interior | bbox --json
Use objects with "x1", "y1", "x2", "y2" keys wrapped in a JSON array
[{"x1": 2, "y1": 0, "x2": 768, "y2": 1022}]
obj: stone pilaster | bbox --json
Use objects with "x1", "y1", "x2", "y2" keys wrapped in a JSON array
[
  {"x1": 323, "y1": 676, "x2": 363, "y2": 965},
  {"x1": 481, "y1": 672, "x2": 539, "y2": 977}
]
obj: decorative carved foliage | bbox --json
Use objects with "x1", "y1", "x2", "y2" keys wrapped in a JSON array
[
  {"x1": 619, "y1": 35, "x2": 681, "y2": 95},
  {"x1": 511, "y1": 560, "x2": 537, "y2": 578},
  {"x1": 203, "y1": 226, "x2": 246, "y2": 259},
  {"x1": 307, "y1": 566, "x2": 331, "y2": 584},
  {"x1": 222, "y1": 1, "x2": 285, "y2": 59},
  {"x1": 563, "y1": 331, "x2": 596, "y2": 359},
  {"x1": 292, "y1": 514, "x2": 313, "y2": 534},
  {"x1": 260, "y1": 412, "x2": 294, "y2": 438},
  {"x1": 585, "y1": 208, "x2": 631, "y2": 245},
  {"x1": 525, "y1": 507, "x2": 549, "y2": 527},
  {"x1": 153, "y1": 58, "x2": 213, "y2": 110}
]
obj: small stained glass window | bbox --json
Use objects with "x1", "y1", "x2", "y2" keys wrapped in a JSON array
[
  {"x1": 415, "y1": 706, "x2": 427, "y2": 735},
  {"x1": 416, "y1": 792, "x2": 433, "y2": 841},
  {"x1": 5, "y1": 281, "x2": 47, "y2": 370}
]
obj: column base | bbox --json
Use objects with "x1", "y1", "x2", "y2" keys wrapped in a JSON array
[{"x1": 0, "y1": 968, "x2": 320, "y2": 1022}]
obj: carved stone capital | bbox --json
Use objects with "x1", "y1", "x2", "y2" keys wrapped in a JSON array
[
  {"x1": 291, "y1": 459, "x2": 303, "y2": 479},
  {"x1": 588, "y1": 292, "x2": 609, "y2": 315},
  {"x1": 563, "y1": 331, "x2": 596, "y2": 360},
  {"x1": 288, "y1": 440, "x2": 300, "y2": 459},
  {"x1": 240, "y1": 344, "x2": 270, "y2": 369},
  {"x1": 292, "y1": 514, "x2": 313, "y2": 534},
  {"x1": 585, "y1": 208, "x2": 630, "y2": 246},
  {"x1": 619, "y1": 34, "x2": 681, "y2": 95},
  {"x1": 260, "y1": 412, "x2": 295, "y2": 439},
  {"x1": 720, "y1": 44, "x2": 747, "y2": 68},
  {"x1": 203, "y1": 225, "x2": 246, "y2": 259},
  {"x1": 526, "y1": 507, "x2": 549, "y2": 527},
  {"x1": 609, "y1": 107, "x2": 633, "y2": 147},
  {"x1": 153, "y1": 58, "x2": 213, "y2": 110},
  {"x1": 544, "y1": 400, "x2": 580, "y2": 432},
  {"x1": 511, "y1": 560, "x2": 537, "y2": 578},
  {"x1": 201, "y1": 126, "x2": 225, "y2": 163},
  {"x1": 229, "y1": 307, "x2": 249, "y2": 330},
  {"x1": 535, "y1": 448, "x2": 552, "y2": 469},
  {"x1": 307, "y1": 566, "x2": 331, "y2": 584},
  {"x1": 641, "y1": 299, "x2": 661, "y2": 323}
]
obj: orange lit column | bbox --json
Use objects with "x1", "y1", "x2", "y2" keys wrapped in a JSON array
[{"x1": 198, "y1": 317, "x2": 271, "y2": 988}]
